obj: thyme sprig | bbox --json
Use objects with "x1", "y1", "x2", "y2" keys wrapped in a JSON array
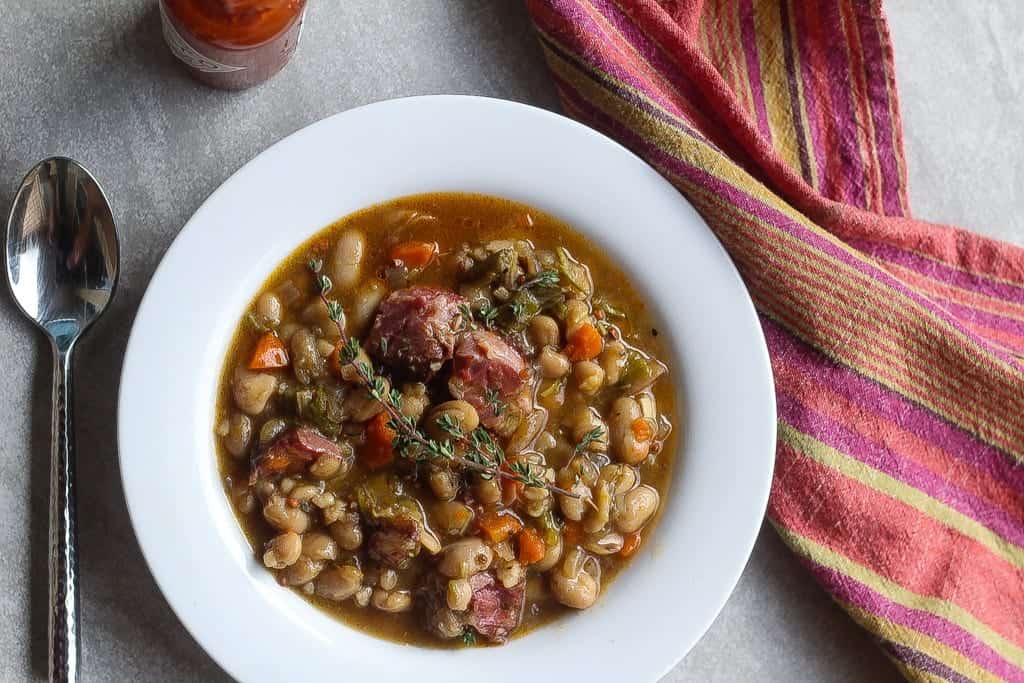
[
  {"x1": 313, "y1": 265, "x2": 581, "y2": 499},
  {"x1": 518, "y1": 269, "x2": 559, "y2": 290},
  {"x1": 574, "y1": 426, "x2": 606, "y2": 456}
]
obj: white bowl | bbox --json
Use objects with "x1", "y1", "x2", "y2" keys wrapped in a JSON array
[{"x1": 118, "y1": 95, "x2": 776, "y2": 683}]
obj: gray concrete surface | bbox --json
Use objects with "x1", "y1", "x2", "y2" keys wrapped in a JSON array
[{"x1": 0, "y1": 2, "x2": 1010, "y2": 681}]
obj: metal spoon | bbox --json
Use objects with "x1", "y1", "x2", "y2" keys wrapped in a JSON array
[{"x1": 5, "y1": 157, "x2": 119, "y2": 683}]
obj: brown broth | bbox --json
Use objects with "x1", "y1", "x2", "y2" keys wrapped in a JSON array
[{"x1": 215, "y1": 192, "x2": 679, "y2": 646}]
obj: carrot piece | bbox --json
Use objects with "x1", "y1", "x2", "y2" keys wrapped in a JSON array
[
  {"x1": 477, "y1": 508, "x2": 524, "y2": 544},
  {"x1": 564, "y1": 323, "x2": 603, "y2": 361},
  {"x1": 562, "y1": 520, "x2": 584, "y2": 547},
  {"x1": 361, "y1": 411, "x2": 395, "y2": 470},
  {"x1": 389, "y1": 241, "x2": 438, "y2": 268},
  {"x1": 248, "y1": 332, "x2": 289, "y2": 369},
  {"x1": 620, "y1": 531, "x2": 642, "y2": 558},
  {"x1": 631, "y1": 417, "x2": 655, "y2": 442},
  {"x1": 517, "y1": 527, "x2": 546, "y2": 565}
]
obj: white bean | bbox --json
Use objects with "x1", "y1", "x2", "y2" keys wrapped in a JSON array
[
  {"x1": 290, "y1": 328, "x2": 325, "y2": 385},
  {"x1": 331, "y1": 229, "x2": 365, "y2": 291},
  {"x1": 380, "y1": 568, "x2": 398, "y2": 591},
  {"x1": 354, "y1": 586, "x2": 372, "y2": 607},
  {"x1": 496, "y1": 560, "x2": 525, "y2": 589},
  {"x1": 290, "y1": 482, "x2": 324, "y2": 503},
  {"x1": 315, "y1": 565, "x2": 362, "y2": 601},
  {"x1": 573, "y1": 360, "x2": 605, "y2": 395},
  {"x1": 428, "y1": 466, "x2": 460, "y2": 502},
  {"x1": 529, "y1": 315, "x2": 560, "y2": 347},
  {"x1": 609, "y1": 396, "x2": 651, "y2": 464},
  {"x1": 563, "y1": 299, "x2": 590, "y2": 336},
  {"x1": 312, "y1": 491, "x2": 337, "y2": 509},
  {"x1": 550, "y1": 548, "x2": 601, "y2": 609},
  {"x1": 254, "y1": 292, "x2": 282, "y2": 329},
  {"x1": 599, "y1": 463, "x2": 639, "y2": 495},
  {"x1": 372, "y1": 588, "x2": 413, "y2": 613},
  {"x1": 438, "y1": 538, "x2": 493, "y2": 578},
  {"x1": 322, "y1": 501, "x2": 347, "y2": 525},
  {"x1": 427, "y1": 400, "x2": 480, "y2": 440},
  {"x1": 446, "y1": 578, "x2": 472, "y2": 611},
  {"x1": 612, "y1": 485, "x2": 660, "y2": 533},
  {"x1": 329, "y1": 515, "x2": 363, "y2": 551},
  {"x1": 399, "y1": 382, "x2": 430, "y2": 422},
  {"x1": 473, "y1": 476, "x2": 501, "y2": 505},
  {"x1": 280, "y1": 556, "x2": 325, "y2": 586},
  {"x1": 232, "y1": 367, "x2": 277, "y2": 415},
  {"x1": 301, "y1": 531, "x2": 339, "y2": 561},
  {"x1": 262, "y1": 495, "x2": 310, "y2": 533},
  {"x1": 583, "y1": 530, "x2": 624, "y2": 555},
  {"x1": 222, "y1": 413, "x2": 252, "y2": 458},
  {"x1": 570, "y1": 407, "x2": 609, "y2": 454},
  {"x1": 348, "y1": 279, "x2": 388, "y2": 336},
  {"x1": 507, "y1": 408, "x2": 548, "y2": 455},
  {"x1": 557, "y1": 478, "x2": 590, "y2": 522},
  {"x1": 599, "y1": 340, "x2": 628, "y2": 385},
  {"x1": 262, "y1": 532, "x2": 301, "y2": 569},
  {"x1": 309, "y1": 448, "x2": 351, "y2": 480},
  {"x1": 538, "y1": 346, "x2": 570, "y2": 379},
  {"x1": 339, "y1": 347, "x2": 373, "y2": 384}
]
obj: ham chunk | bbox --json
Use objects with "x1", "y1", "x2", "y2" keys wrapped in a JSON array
[
  {"x1": 366, "y1": 287, "x2": 468, "y2": 379},
  {"x1": 251, "y1": 427, "x2": 343, "y2": 482},
  {"x1": 418, "y1": 570, "x2": 526, "y2": 643},
  {"x1": 449, "y1": 330, "x2": 532, "y2": 434}
]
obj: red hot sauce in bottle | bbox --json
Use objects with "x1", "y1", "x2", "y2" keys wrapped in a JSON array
[{"x1": 159, "y1": 0, "x2": 307, "y2": 90}]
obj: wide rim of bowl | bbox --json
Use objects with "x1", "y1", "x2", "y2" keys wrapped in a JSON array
[{"x1": 118, "y1": 95, "x2": 776, "y2": 683}]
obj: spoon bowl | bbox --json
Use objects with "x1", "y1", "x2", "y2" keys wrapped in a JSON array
[
  {"x1": 6, "y1": 157, "x2": 119, "y2": 349},
  {"x1": 5, "y1": 157, "x2": 119, "y2": 683}
]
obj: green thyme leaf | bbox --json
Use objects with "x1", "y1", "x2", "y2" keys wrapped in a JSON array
[
  {"x1": 520, "y1": 269, "x2": 559, "y2": 290},
  {"x1": 325, "y1": 300, "x2": 344, "y2": 322},
  {"x1": 574, "y1": 426, "x2": 606, "y2": 455},
  {"x1": 435, "y1": 412, "x2": 463, "y2": 440}
]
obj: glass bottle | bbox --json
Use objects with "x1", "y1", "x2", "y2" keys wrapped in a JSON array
[{"x1": 158, "y1": 0, "x2": 307, "y2": 90}]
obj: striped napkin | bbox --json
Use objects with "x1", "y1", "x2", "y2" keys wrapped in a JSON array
[{"x1": 525, "y1": 1, "x2": 1024, "y2": 681}]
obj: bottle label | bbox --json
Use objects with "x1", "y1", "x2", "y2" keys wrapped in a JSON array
[{"x1": 159, "y1": 2, "x2": 246, "y2": 73}]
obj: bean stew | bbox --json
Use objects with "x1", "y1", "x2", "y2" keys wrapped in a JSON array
[{"x1": 215, "y1": 193, "x2": 678, "y2": 646}]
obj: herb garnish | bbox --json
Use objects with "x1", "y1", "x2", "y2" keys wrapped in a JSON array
[
  {"x1": 573, "y1": 426, "x2": 606, "y2": 455},
  {"x1": 312, "y1": 264, "x2": 583, "y2": 499}
]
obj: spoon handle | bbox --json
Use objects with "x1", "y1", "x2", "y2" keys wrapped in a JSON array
[{"x1": 49, "y1": 344, "x2": 79, "y2": 683}]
